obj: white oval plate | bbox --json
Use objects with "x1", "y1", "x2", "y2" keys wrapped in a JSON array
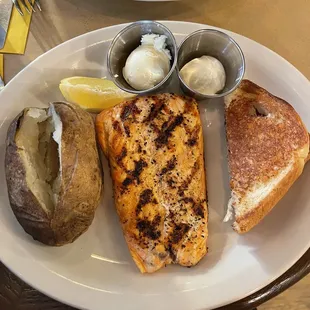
[{"x1": 1, "y1": 21, "x2": 310, "y2": 310}]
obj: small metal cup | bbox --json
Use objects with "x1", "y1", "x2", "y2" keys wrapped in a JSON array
[
  {"x1": 177, "y1": 29, "x2": 245, "y2": 100},
  {"x1": 107, "y1": 20, "x2": 178, "y2": 95}
]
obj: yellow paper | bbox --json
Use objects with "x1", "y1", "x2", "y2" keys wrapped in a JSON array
[
  {"x1": 0, "y1": 54, "x2": 3, "y2": 79},
  {"x1": 0, "y1": 3, "x2": 33, "y2": 54}
]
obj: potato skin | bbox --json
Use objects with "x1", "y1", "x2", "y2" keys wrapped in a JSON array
[
  {"x1": 5, "y1": 102, "x2": 103, "y2": 246},
  {"x1": 5, "y1": 111, "x2": 55, "y2": 244}
]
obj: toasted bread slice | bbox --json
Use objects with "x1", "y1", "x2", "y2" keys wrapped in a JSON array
[{"x1": 224, "y1": 80, "x2": 309, "y2": 233}]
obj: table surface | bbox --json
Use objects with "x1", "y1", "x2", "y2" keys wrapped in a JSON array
[{"x1": 2, "y1": 0, "x2": 310, "y2": 309}]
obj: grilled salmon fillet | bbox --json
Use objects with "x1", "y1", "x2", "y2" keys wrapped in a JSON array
[
  {"x1": 224, "y1": 80, "x2": 309, "y2": 233},
  {"x1": 96, "y1": 94, "x2": 208, "y2": 273}
]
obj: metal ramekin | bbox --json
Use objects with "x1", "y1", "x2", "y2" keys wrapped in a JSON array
[
  {"x1": 107, "y1": 20, "x2": 178, "y2": 95},
  {"x1": 177, "y1": 29, "x2": 245, "y2": 100}
]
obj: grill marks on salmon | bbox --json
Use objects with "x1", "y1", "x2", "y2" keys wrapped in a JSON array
[{"x1": 96, "y1": 94, "x2": 208, "y2": 273}]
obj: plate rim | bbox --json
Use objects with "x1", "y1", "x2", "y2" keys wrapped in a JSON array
[{"x1": 1, "y1": 20, "x2": 310, "y2": 310}]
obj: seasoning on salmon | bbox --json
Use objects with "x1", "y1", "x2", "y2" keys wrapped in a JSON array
[{"x1": 96, "y1": 93, "x2": 208, "y2": 273}]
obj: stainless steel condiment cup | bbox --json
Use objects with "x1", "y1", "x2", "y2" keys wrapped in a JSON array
[
  {"x1": 177, "y1": 29, "x2": 245, "y2": 100},
  {"x1": 107, "y1": 20, "x2": 178, "y2": 95}
]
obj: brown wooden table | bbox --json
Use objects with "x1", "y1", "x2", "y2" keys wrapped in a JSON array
[{"x1": 1, "y1": 0, "x2": 310, "y2": 309}]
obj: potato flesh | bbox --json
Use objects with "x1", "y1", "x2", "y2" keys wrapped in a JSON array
[{"x1": 15, "y1": 108, "x2": 61, "y2": 215}]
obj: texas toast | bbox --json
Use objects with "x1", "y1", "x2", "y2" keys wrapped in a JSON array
[{"x1": 224, "y1": 80, "x2": 309, "y2": 233}]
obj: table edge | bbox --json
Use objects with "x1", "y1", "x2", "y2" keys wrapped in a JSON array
[{"x1": 216, "y1": 248, "x2": 310, "y2": 309}]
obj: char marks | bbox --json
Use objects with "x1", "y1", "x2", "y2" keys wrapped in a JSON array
[
  {"x1": 131, "y1": 159, "x2": 147, "y2": 182},
  {"x1": 116, "y1": 147, "x2": 127, "y2": 165},
  {"x1": 155, "y1": 115, "x2": 184, "y2": 148},
  {"x1": 120, "y1": 99, "x2": 141, "y2": 122},
  {"x1": 122, "y1": 159, "x2": 148, "y2": 190},
  {"x1": 145, "y1": 98, "x2": 166, "y2": 122},
  {"x1": 187, "y1": 126, "x2": 200, "y2": 146},
  {"x1": 170, "y1": 223, "x2": 190, "y2": 244},
  {"x1": 137, "y1": 215, "x2": 161, "y2": 240},
  {"x1": 167, "y1": 178, "x2": 176, "y2": 188},
  {"x1": 183, "y1": 197, "x2": 205, "y2": 218},
  {"x1": 178, "y1": 161, "x2": 199, "y2": 196},
  {"x1": 124, "y1": 124, "x2": 130, "y2": 137},
  {"x1": 112, "y1": 121, "x2": 121, "y2": 132},
  {"x1": 122, "y1": 177, "x2": 133, "y2": 187},
  {"x1": 160, "y1": 155, "x2": 177, "y2": 175},
  {"x1": 167, "y1": 244, "x2": 176, "y2": 262},
  {"x1": 136, "y1": 189, "x2": 157, "y2": 215},
  {"x1": 187, "y1": 138, "x2": 197, "y2": 146}
]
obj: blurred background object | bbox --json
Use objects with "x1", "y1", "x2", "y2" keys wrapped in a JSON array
[
  {"x1": 13, "y1": 0, "x2": 42, "y2": 16},
  {"x1": 0, "y1": 0, "x2": 13, "y2": 49}
]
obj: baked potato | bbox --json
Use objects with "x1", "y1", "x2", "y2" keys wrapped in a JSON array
[{"x1": 5, "y1": 102, "x2": 103, "y2": 246}]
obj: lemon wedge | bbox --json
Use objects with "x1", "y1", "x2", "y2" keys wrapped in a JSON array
[{"x1": 59, "y1": 77, "x2": 136, "y2": 112}]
